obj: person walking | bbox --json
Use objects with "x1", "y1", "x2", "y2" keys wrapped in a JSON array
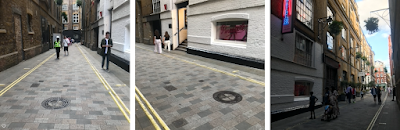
[
  {"x1": 352, "y1": 87, "x2": 356, "y2": 103},
  {"x1": 54, "y1": 36, "x2": 61, "y2": 59},
  {"x1": 154, "y1": 30, "x2": 162, "y2": 54},
  {"x1": 101, "y1": 32, "x2": 113, "y2": 72},
  {"x1": 371, "y1": 86, "x2": 377, "y2": 103},
  {"x1": 393, "y1": 87, "x2": 396, "y2": 101},
  {"x1": 377, "y1": 86, "x2": 382, "y2": 103},
  {"x1": 309, "y1": 91, "x2": 318, "y2": 119},
  {"x1": 346, "y1": 85, "x2": 352, "y2": 104},
  {"x1": 63, "y1": 36, "x2": 70, "y2": 56},
  {"x1": 163, "y1": 31, "x2": 171, "y2": 52},
  {"x1": 361, "y1": 89, "x2": 364, "y2": 99}
]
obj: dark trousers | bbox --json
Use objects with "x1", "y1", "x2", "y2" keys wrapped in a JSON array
[
  {"x1": 378, "y1": 94, "x2": 382, "y2": 102},
  {"x1": 102, "y1": 53, "x2": 110, "y2": 69},
  {"x1": 55, "y1": 47, "x2": 60, "y2": 58},
  {"x1": 347, "y1": 93, "x2": 352, "y2": 103}
]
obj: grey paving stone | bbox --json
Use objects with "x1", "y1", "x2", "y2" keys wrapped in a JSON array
[
  {"x1": 110, "y1": 115, "x2": 126, "y2": 120},
  {"x1": 177, "y1": 107, "x2": 192, "y2": 114},
  {"x1": 77, "y1": 119, "x2": 92, "y2": 124},
  {"x1": 246, "y1": 97, "x2": 258, "y2": 103},
  {"x1": 10, "y1": 105, "x2": 23, "y2": 109},
  {"x1": 195, "y1": 122, "x2": 214, "y2": 130},
  {"x1": 254, "y1": 111, "x2": 264, "y2": 120},
  {"x1": 107, "y1": 107, "x2": 120, "y2": 111},
  {"x1": 190, "y1": 98, "x2": 203, "y2": 105},
  {"x1": 70, "y1": 114, "x2": 85, "y2": 119},
  {"x1": 89, "y1": 111, "x2": 103, "y2": 115},
  {"x1": 235, "y1": 121, "x2": 252, "y2": 130},
  {"x1": 67, "y1": 89, "x2": 77, "y2": 91},
  {"x1": 93, "y1": 101, "x2": 104, "y2": 104},
  {"x1": 40, "y1": 88, "x2": 51, "y2": 91},
  {"x1": 220, "y1": 107, "x2": 235, "y2": 115},
  {"x1": 202, "y1": 86, "x2": 212, "y2": 90},
  {"x1": 38, "y1": 123, "x2": 55, "y2": 129},
  {"x1": 172, "y1": 118, "x2": 188, "y2": 128},
  {"x1": 25, "y1": 109, "x2": 39, "y2": 114},
  {"x1": 158, "y1": 104, "x2": 172, "y2": 111},
  {"x1": 182, "y1": 94, "x2": 194, "y2": 99},
  {"x1": 156, "y1": 95, "x2": 168, "y2": 100},
  {"x1": 198, "y1": 110, "x2": 213, "y2": 118},
  {"x1": 52, "y1": 91, "x2": 62, "y2": 93},
  {"x1": 8, "y1": 122, "x2": 26, "y2": 129},
  {"x1": 0, "y1": 113, "x2": 5, "y2": 117}
]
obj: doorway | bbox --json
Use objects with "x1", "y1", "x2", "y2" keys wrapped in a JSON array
[
  {"x1": 14, "y1": 14, "x2": 24, "y2": 61},
  {"x1": 326, "y1": 66, "x2": 338, "y2": 91}
]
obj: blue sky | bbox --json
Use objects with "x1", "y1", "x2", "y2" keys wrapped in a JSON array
[{"x1": 356, "y1": 0, "x2": 391, "y2": 72}]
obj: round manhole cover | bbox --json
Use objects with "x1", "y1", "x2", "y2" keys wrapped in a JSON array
[
  {"x1": 213, "y1": 91, "x2": 242, "y2": 104},
  {"x1": 41, "y1": 97, "x2": 70, "y2": 109}
]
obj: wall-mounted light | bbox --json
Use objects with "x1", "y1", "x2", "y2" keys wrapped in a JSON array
[{"x1": 164, "y1": 4, "x2": 167, "y2": 10}]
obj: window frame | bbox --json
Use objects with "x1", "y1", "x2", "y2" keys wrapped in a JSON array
[
  {"x1": 294, "y1": 33, "x2": 314, "y2": 67},
  {"x1": 327, "y1": 31, "x2": 334, "y2": 52},
  {"x1": 342, "y1": 27, "x2": 347, "y2": 40},
  {"x1": 296, "y1": 0, "x2": 314, "y2": 29}
]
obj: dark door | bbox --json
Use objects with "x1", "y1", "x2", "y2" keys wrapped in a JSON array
[
  {"x1": 326, "y1": 66, "x2": 338, "y2": 91},
  {"x1": 14, "y1": 14, "x2": 24, "y2": 61}
]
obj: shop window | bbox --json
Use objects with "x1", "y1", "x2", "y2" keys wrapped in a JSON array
[
  {"x1": 216, "y1": 21, "x2": 248, "y2": 42},
  {"x1": 294, "y1": 81, "x2": 312, "y2": 96},
  {"x1": 296, "y1": 0, "x2": 313, "y2": 29}
]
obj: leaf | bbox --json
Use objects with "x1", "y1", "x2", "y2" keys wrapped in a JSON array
[
  {"x1": 364, "y1": 17, "x2": 379, "y2": 34},
  {"x1": 329, "y1": 20, "x2": 344, "y2": 36},
  {"x1": 77, "y1": 0, "x2": 82, "y2": 7},
  {"x1": 56, "y1": 0, "x2": 63, "y2": 5}
]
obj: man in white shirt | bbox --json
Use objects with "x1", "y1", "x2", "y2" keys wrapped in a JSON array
[
  {"x1": 63, "y1": 36, "x2": 70, "y2": 56},
  {"x1": 101, "y1": 32, "x2": 113, "y2": 71}
]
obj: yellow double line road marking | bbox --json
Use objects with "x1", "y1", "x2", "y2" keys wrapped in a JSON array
[
  {"x1": 135, "y1": 45, "x2": 265, "y2": 86},
  {"x1": 366, "y1": 94, "x2": 388, "y2": 130},
  {"x1": 76, "y1": 45, "x2": 131, "y2": 123},
  {"x1": 0, "y1": 53, "x2": 56, "y2": 96},
  {"x1": 135, "y1": 87, "x2": 170, "y2": 130}
]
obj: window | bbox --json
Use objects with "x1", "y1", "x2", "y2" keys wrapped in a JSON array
[
  {"x1": 73, "y1": 14, "x2": 79, "y2": 23},
  {"x1": 351, "y1": 74, "x2": 354, "y2": 82},
  {"x1": 351, "y1": 55, "x2": 354, "y2": 66},
  {"x1": 62, "y1": 17, "x2": 68, "y2": 24},
  {"x1": 152, "y1": 0, "x2": 161, "y2": 13},
  {"x1": 342, "y1": 28, "x2": 346, "y2": 40},
  {"x1": 64, "y1": 25, "x2": 68, "y2": 30},
  {"x1": 341, "y1": 46, "x2": 346, "y2": 61},
  {"x1": 381, "y1": 79, "x2": 383, "y2": 83},
  {"x1": 73, "y1": 4, "x2": 79, "y2": 10},
  {"x1": 73, "y1": 26, "x2": 78, "y2": 30},
  {"x1": 294, "y1": 81, "x2": 312, "y2": 96},
  {"x1": 294, "y1": 34, "x2": 313, "y2": 67},
  {"x1": 327, "y1": 6, "x2": 334, "y2": 25},
  {"x1": 350, "y1": 37, "x2": 353, "y2": 48},
  {"x1": 296, "y1": 0, "x2": 313, "y2": 29},
  {"x1": 216, "y1": 21, "x2": 248, "y2": 42},
  {"x1": 327, "y1": 32, "x2": 334, "y2": 51},
  {"x1": 62, "y1": 4, "x2": 68, "y2": 11},
  {"x1": 28, "y1": 14, "x2": 33, "y2": 32},
  {"x1": 377, "y1": 80, "x2": 380, "y2": 84},
  {"x1": 343, "y1": 71, "x2": 348, "y2": 81}
]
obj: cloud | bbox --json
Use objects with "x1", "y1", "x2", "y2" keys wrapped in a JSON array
[
  {"x1": 365, "y1": 32, "x2": 377, "y2": 38},
  {"x1": 382, "y1": 33, "x2": 389, "y2": 38},
  {"x1": 356, "y1": 0, "x2": 391, "y2": 34}
]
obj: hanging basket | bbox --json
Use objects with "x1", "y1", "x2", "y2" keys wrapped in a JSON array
[
  {"x1": 364, "y1": 17, "x2": 379, "y2": 34},
  {"x1": 328, "y1": 20, "x2": 344, "y2": 36},
  {"x1": 356, "y1": 52, "x2": 362, "y2": 59},
  {"x1": 361, "y1": 56, "x2": 367, "y2": 61}
]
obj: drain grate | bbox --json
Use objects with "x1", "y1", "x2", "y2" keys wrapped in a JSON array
[
  {"x1": 213, "y1": 91, "x2": 243, "y2": 104},
  {"x1": 172, "y1": 118, "x2": 188, "y2": 128},
  {"x1": 41, "y1": 97, "x2": 70, "y2": 109},
  {"x1": 31, "y1": 83, "x2": 40, "y2": 87},
  {"x1": 164, "y1": 85, "x2": 177, "y2": 91}
]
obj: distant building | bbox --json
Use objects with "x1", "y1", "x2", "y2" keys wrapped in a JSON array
[{"x1": 374, "y1": 61, "x2": 387, "y2": 89}]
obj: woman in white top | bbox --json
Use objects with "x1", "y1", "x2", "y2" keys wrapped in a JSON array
[
  {"x1": 163, "y1": 31, "x2": 171, "y2": 52},
  {"x1": 154, "y1": 30, "x2": 162, "y2": 54}
]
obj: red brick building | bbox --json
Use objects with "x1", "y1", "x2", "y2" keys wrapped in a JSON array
[
  {"x1": 374, "y1": 61, "x2": 387, "y2": 88},
  {"x1": 0, "y1": 0, "x2": 62, "y2": 72}
]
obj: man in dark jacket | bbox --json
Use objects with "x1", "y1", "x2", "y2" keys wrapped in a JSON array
[
  {"x1": 377, "y1": 86, "x2": 382, "y2": 103},
  {"x1": 101, "y1": 32, "x2": 113, "y2": 72},
  {"x1": 393, "y1": 87, "x2": 396, "y2": 101}
]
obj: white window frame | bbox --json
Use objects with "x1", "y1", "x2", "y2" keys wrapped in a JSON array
[
  {"x1": 62, "y1": 5, "x2": 68, "y2": 11},
  {"x1": 152, "y1": 0, "x2": 161, "y2": 13},
  {"x1": 62, "y1": 17, "x2": 68, "y2": 24},
  {"x1": 210, "y1": 13, "x2": 250, "y2": 49},
  {"x1": 296, "y1": 0, "x2": 314, "y2": 29},
  {"x1": 342, "y1": 28, "x2": 346, "y2": 40},
  {"x1": 73, "y1": 4, "x2": 79, "y2": 10}
]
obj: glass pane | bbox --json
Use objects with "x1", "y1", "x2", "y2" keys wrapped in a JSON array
[{"x1": 216, "y1": 21, "x2": 248, "y2": 42}]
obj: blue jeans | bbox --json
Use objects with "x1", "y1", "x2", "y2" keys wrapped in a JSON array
[{"x1": 102, "y1": 53, "x2": 109, "y2": 69}]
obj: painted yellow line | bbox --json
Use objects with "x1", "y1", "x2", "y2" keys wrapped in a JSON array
[
  {"x1": 135, "y1": 45, "x2": 265, "y2": 86},
  {"x1": 109, "y1": 91, "x2": 131, "y2": 123},
  {"x1": 135, "y1": 86, "x2": 170, "y2": 130},
  {"x1": 0, "y1": 84, "x2": 5, "y2": 86},
  {"x1": 0, "y1": 53, "x2": 55, "y2": 96},
  {"x1": 76, "y1": 45, "x2": 131, "y2": 122},
  {"x1": 135, "y1": 94, "x2": 162, "y2": 130},
  {"x1": 366, "y1": 94, "x2": 388, "y2": 130}
]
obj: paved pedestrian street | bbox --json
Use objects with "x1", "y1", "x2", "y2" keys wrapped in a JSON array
[
  {"x1": 272, "y1": 92, "x2": 400, "y2": 130},
  {"x1": 135, "y1": 43, "x2": 265, "y2": 130},
  {"x1": 0, "y1": 44, "x2": 130, "y2": 130}
]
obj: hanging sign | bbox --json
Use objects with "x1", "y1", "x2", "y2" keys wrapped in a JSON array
[{"x1": 282, "y1": 0, "x2": 293, "y2": 34}]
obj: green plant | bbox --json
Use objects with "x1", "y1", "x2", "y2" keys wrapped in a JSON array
[
  {"x1": 56, "y1": 0, "x2": 63, "y2": 5},
  {"x1": 369, "y1": 81, "x2": 376, "y2": 87},
  {"x1": 356, "y1": 52, "x2": 362, "y2": 59},
  {"x1": 366, "y1": 61, "x2": 370, "y2": 65},
  {"x1": 77, "y1": 0, "x2": 82, "y2": 7},
  {"x1": 329, "y1": 20, "x2": 344, "y2": 36},
  {"x1": 384, "y1": 67, "x2": 388, "y2": 73},
  {"x1": 341, "y1": 81, "x2": 348, "y2": 87},
  {"x1": 361, "y1": 56, "x2": 367, "y2": 61},
  {"x1": 364, "y1": 17, "x2": 379, "y2": 34},
  {"x1": 62, "y1": 12, "x2": 67, "y2": 21}
]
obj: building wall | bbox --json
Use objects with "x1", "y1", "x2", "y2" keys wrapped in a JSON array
[
  {"x1": 110, "y1": 0, "x2": 130, "y2": 61},
  {"x1": 187, "y1": 0, "x2": 264, "y2": 60},
  {"x1": 0, "y1": 0, "x2": 62, "y2": 72}
]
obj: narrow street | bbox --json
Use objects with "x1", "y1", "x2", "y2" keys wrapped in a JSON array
[
  {"x1": 272, "y1": 92, "x2": 400, "y2": 130},
  {"x1": 0, "y1": 44, "x2": 130, "y2": 130},
  {"x1": 135, "y1": 43, "x2": 265, "y2": 130}
]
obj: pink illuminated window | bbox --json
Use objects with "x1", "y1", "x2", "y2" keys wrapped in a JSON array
[{"x1": 216, "y1": 21, "x2": 248, "y2": 42}]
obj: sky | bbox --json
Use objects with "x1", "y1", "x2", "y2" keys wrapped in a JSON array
[{"x1": 356, "y1": 0, "x2": 391, "y2": 72}]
